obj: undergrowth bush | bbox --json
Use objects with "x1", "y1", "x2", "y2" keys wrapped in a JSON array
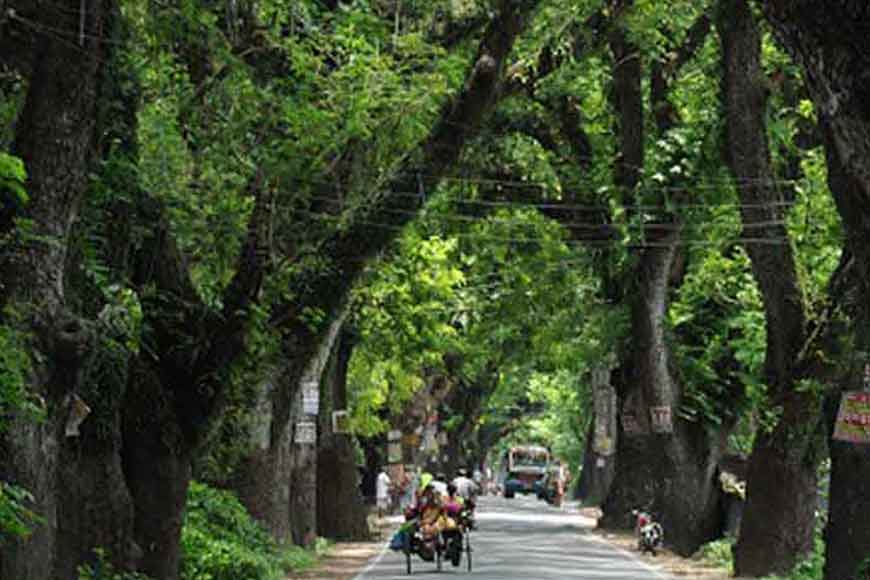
[
  {"x1": 695, "y1": 537, "x2": 734, "y2": 574},
  {"x1": 697, "y1": 531, "x2": 824, "y2": 580},
  {"x1": 77, "y1": 548, "x2": 152, "y2": 580},
  {"x1": 180, "y1": 481, "x2": 323, "y2": 580}
]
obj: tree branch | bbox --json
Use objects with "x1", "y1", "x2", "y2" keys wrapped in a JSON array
[{"x1": 502, "y1": 8, "x2": 613, "y2": 97}]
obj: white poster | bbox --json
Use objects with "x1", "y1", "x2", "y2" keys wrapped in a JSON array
[
  {"x1": 295, "y1": 420, "x2": 317, "y2": 444},
  {"x1": 650, "y1": 406, "x2": 673, "y2": 434},
  {"x1": 302, "y1": 380, "x2": 319, "y2": 415}
]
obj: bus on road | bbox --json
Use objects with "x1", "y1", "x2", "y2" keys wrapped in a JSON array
[{"x1": 501, "y1": 445, "x2": 550, "y2": 498}]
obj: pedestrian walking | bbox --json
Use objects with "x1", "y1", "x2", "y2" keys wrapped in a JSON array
[{"x1": 376, "y1": 467, "x2": 391, "y2": 519}]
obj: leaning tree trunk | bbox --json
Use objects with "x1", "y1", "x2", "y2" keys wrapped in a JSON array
[
  {"x1": 600, "y1": 239, "x2": 727, "y2": 556},
  {"x1": 0, "y1": 1, "x2": 117, "y2": 578},
  {"x1": 317, "y1": 329, "x2": 369, "y2": 540},
  {"x1": 288, "y1": 312, "x2": 347, "y2": 546},
  {"x1": 231, "y1": 0, "x2": 540, "y2": 543},
  {"x1": 718, "y1": 1, "x2": 823, "y2": 574}
]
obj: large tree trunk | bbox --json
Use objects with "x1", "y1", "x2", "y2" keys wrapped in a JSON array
[
  {"x1": 576, "y1": 368, "x2": 617, "y2": 505},
  {"x1": 819, "y1": 131, "x2": 870, "y2": 580},
  {"x1": 317, "y1": 330, "x2": 369, "y2": 540},
  {"x1": 54, "y1": 340, "x2": 137, "y2": 577},
  {"x1": 234, "y1": 311, "x2": 346, "y2": 544},
  {"x1": 600, "y1": 9, "x2": 725, "y2": 555},
  {"x1": 289, "y1": 314, "x2": 346, "y2": 546},
  {"x1": 123, "y1": 368, "x2": 193, "y2": 579},
  {"x1": 759, "y1": 2, "x2": 870, "y2": 575},
  {"x1": 717, "y1": 2, "x2": 823, "y2": 574},
  {"x1": 601, "y1": 240, "x2": 727, "y2": 556},
  {"x1": 230, "y1": 374, "x2": 294, "y2": 539},
  {"x1": 0, "y1": 1, "x2": 118, "y2": 578}
]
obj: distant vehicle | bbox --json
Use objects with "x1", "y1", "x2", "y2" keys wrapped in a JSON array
[{"x1": 502, "y1": 445, "x2": 550, "y2": 498}]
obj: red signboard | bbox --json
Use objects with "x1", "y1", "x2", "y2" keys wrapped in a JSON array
[{"x1": 833, "y1": 391, "x2": 870, "y2": 444}]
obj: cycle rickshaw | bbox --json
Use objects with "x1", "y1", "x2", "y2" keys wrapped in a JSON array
[{"x1": 398, "y1": 502, "x2": 474, "y2": 574}]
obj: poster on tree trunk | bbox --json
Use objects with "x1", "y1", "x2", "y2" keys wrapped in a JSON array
[
  {"x1": 833, "y1": 391, "x2": 870, "y2": 444},
  {"x1": 302, "y1": 380, "x2": 319, "y2": 415},
  {"x1": 649, "y1": 406, "x2": 673, "y2": 433},
  {"x1": 295, "y1": 420, "x2": 316, "y2": 444}
]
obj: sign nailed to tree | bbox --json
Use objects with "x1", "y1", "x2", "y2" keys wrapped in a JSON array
[
  {"x1": 295, "y1": 420, "x2": 317, "y2": 444},
  {"x1": 649, "y1": 406, "x2": 673, "y2": 434},
  {"x1": 833, "y1": 391, "x2": 870, "y2": 444},
  {"x1": 302, "y1": 380, "x2": 319, "y2": 416}
]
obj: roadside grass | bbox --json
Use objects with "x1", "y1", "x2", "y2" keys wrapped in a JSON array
[
  {"x1": 77, "y1": 482, "x2": 332, "y2": 580},
  {"x1": 695, "y1": 535, "x2": 824, "y2": 580},
  {"x1": 180, "y1": 481, "x2": 332, "y2": 579}
]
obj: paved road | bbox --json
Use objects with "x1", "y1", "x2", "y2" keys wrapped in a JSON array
[{"x1": 354, "y1": 495, "x2": 670, "y2": 579}]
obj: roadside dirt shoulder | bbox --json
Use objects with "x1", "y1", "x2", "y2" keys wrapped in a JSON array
[
  {"x1": 289, "y1": 540, "x2": 385, "y2": 580},
  {"x1": 590, "y1": 529, "x2": 734, "y2": 579},
  {"x1": 288, "y1": 517, "x2": 394, "y2": 580}
]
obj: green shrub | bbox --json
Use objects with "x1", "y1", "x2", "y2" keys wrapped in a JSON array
[
  {"x1": 695, "y1": 538, "x2": 735, "y2": 574},
  {"x1": 0, "y1": 482, "x2": 41, "y2": 543},
  {"x1": 0, "y1": 321, "x2": 43, "y2": 541},
  {"x1": 180, "y1": 482, "x2": 321, "y2": 580},
  {"x1": 697, "y1": 532, "x2": 825, "y2": 580},
  {"x1": 77, "y1": 548, "x2": 153, "y2": 580}
]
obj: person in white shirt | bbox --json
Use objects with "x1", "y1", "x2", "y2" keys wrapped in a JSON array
[
  {"x1": 431, "y1": 472, "x2": 449, "y2": 498},
  {"x1": 452, "y1": 468, "x2": 479, "y2": 500},
  {"x1": 376, "y1": 467, "x2": 391, "y2": 518}
]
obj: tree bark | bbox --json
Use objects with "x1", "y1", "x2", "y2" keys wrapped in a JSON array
[
  {"x1": 819, "y1": 131, "x2": 870, "y2": 580},
  {"x1": 123, "y1": 363, "x2": 193, "y2": 579},
  {"x1": 757, "y1": 3, "x2": 870, "y2": 575},
  {"x1": 289, "y1": 312, "x2": 347, "y2": 546},
  {"x1": 317, "y1": 330, "x2": 369, "y2": 540},
  {"x1": 576, "y1": 367, "x2": 617, "y2": 505},
  {"x1": 0, "y1": 1, "x2": 118, "y2": 578},
  {"x1": 600, "y1": 239, "x2": 727, "y2": 556},
  {"x1": 599, "y1": 7, "x2": 725, "y2": 555},
  {"x1": 717, "y1": 1, "x2": 823, "y2": 574}
]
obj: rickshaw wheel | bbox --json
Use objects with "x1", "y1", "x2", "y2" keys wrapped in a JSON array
[{"x1": 465, "y1": 532, "x2": 473, "y2": 572}]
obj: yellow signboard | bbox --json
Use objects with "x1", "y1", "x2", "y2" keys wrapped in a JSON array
[{"x1": 833, "y1": 391, "x2": 870, "y2": 444}]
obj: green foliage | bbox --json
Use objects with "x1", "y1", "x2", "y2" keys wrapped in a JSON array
[
  {"x1": 671, "y1": 244, "x2": 766, "y2": 430},
  {"x1": 348, "y1": 231, "x2": 464, "y2": 434},
  {"x1": 0, "y1": 482, "x2": 42, "y2": 544},
  {"x1": 0, "y1": 321, "x2": 42, "y2": 433},
  {"x1": 77, "y1": 548, "x2": 153, "y2": 580},
  {"x1": 0, "y1": 321, "x2": 42, "y2": 543},
  {"x1": 695, "y1": 537, "x2": 735, "y2": 574},
  {"x1": 697, "y1": 527, "x2": 826, "y2": 580},
  {"x1": 180, "y1": 482, "x2": 322, "y2": 580},
  {"x1": 0, "y1": 152, "x2": 27, "y2": 205}
]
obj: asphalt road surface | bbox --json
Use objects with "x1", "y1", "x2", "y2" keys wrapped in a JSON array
[{"x1": 354, "y1": 494, "x2": 671, "y2": 580}]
